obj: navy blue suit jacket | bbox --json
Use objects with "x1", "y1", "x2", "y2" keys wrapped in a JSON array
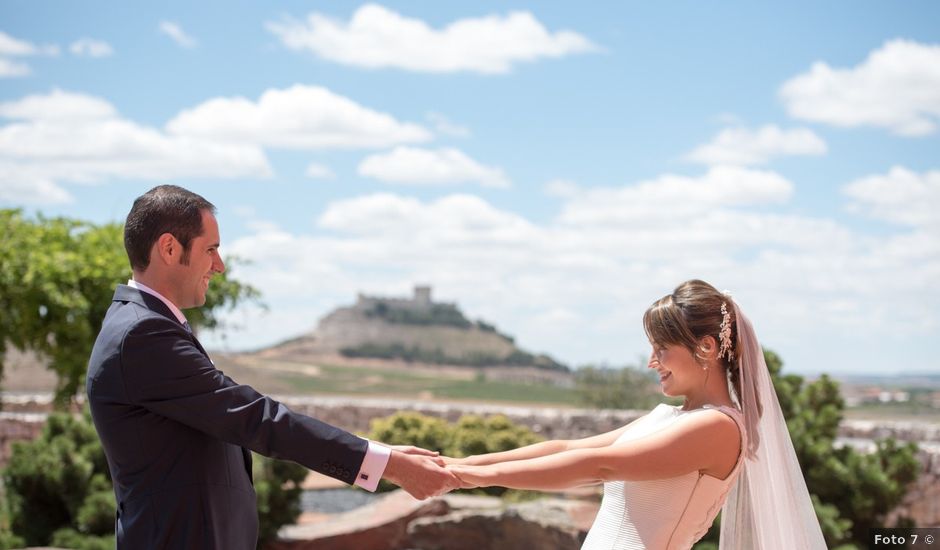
[{"x1": 86, "y1": 285, "x2": 368, "y2": 549}]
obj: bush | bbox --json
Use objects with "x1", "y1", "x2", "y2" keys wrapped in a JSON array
[
  {"x1": 253, "y1": 453, "x2": 309, "y2": 547},
  {"x1": 367, "y1": 411, "x2": 542, "y2": 496},
  {"x1": 2, "y1": 411, "x2": 112, "y2": 547}
]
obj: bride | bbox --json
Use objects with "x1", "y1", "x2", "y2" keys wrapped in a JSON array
[{"x1": 445, "y1": 280, "x2": 826, "y2": 549}]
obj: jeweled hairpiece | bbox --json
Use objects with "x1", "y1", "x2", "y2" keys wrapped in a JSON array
[{"x1": 718, "y1": 301, "x2": 735, "y2": 361}]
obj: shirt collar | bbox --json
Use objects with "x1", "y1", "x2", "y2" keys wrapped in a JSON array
[{"x1": 127, "y1": 279, "x2": 188, "y2": 325}]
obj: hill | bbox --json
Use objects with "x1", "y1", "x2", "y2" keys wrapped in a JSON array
[{"x1": 255, "y1": 285, "x2": 568, "y2": 372}]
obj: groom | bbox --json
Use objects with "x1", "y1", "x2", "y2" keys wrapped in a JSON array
[{"x1": 86, "y1": 185, "x2": 457, "y2": 549}]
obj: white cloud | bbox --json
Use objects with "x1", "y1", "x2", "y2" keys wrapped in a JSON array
[
  {"x1": 0, "y1": 163, "x2": 71, "y2": 203},
  {"x1": 265, "y1": 4, "x2": 599, "y2": 74},
  {"x1": 558, "y1": 165, "x2": 793, "y2": 226},
  {"x1": 0, "y1": 31, "x2": 58, "y2": 56},
  {"x1": 843, "y1": 166, "x2": 940, "y2": 228},
  {"x1": 0, "y1": 58, "x2": 30, "y2": 78},
  {"x1": 304, "y1": 162, "x2": 335, "y2": 179},
  {"x1": 159, "y1": 21, "x2": 197, "y2": 49},
  {"x1": 686, "y1": 125, "x2": 827, "y2": 166},
  {"x1": 358, "y1": 146, "x2": 510, "y2": 188},
  {"x1": 206, "y1": 162, "x2": 938, "y2": 376},
  {"x1": 0, "y1": 31, "x2": 59, "y2": 77},
  {"x1": 0, "y1": 90, "x2": 272, "y2": 204},
  {"x1": 780, "y1": 39, "x2": 940, "y2": 136},
  {"x1": 70, "y1": 38, "x2": 114, "y2": 58},
  {"x1": 426, "y1": 111, "x2": 470, "y2": 138},
  {"x1": 166, "y1": 84, "x2": 431, "y2": 150},
  {"x1": 543, "y1": 179, "x2": 580, "y2": 198}
]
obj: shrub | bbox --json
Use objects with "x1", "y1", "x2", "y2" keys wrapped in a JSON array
[{"x1": 367, "y1": 411, "x2": 543, "y2": 496}]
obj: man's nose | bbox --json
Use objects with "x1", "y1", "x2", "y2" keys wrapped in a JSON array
[{"x1": 215, "y1": 255, "x2": 225, "y2": 274}]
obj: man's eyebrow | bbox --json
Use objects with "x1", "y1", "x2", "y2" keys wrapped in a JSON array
[{"x1": 208, "y1": 241, "x2": 220, "y2": 248}]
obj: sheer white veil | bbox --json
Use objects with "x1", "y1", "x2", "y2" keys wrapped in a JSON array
[{"x1": 719, "y1": 301, "x2": 827, "y2": 550}]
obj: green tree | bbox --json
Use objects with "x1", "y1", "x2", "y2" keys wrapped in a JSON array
[
  {"x1": 693, "y1": 350, "x2": 919, "y2": 549},
  {"x1": 0, "y1": 209, "x2": 260, "y2": 405},
  {"x1": 575, "y1": 364, "x2": 661, "y2": 410}
]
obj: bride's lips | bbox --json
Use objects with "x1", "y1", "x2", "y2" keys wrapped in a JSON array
[{"x1": 659, "y1": 371, "x2": 672, "y2": 383}]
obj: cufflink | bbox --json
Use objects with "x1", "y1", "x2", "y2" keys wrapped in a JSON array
[{"x1": 360, "y1": 473, "x2": 369, "y2": 481}]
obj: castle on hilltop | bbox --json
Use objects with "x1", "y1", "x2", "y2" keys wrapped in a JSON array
[
  {"x1": 354, "y1": 285, "x2": 443, "y2": 312},
  {"x1": 266, "y1": 284, "x2": 568, "y2": 373}
]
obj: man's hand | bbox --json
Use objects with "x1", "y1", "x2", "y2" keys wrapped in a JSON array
[
  {"x1": 382, "y1": 449, "x2": 460, "y2": 500},
  {"x1": 389, "y1": 445, "x2": 445, "y2": 466},
  {"x1": 447, "y1": 465, "x2": 480, "y2": 490}
]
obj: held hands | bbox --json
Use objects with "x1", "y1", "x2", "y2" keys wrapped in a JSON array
[
  {"x1": 446, "y1": 465, "x2": 480, "y2": 490},
  {"x1": 389, "y1": 445, "x2": 447, "y2": 467},
  {"x1": 382, "y1": 447, "x2": 459, "y2": 500}
]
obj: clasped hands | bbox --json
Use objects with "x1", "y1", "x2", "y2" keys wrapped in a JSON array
[{"x1": 383, "y1": 445, "x2": 479, "y2": 500}]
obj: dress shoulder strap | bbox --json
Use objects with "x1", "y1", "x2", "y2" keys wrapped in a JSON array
[{"x1": 709, "y1": 405, "x2": 747, "y2": 473}]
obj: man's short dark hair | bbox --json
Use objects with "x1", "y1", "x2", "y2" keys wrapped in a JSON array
[{"x1": 124, "y1": 185, "x2": 216, "y2": 271}]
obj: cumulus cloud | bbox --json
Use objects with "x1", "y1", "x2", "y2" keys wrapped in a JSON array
[
  {"x1": 358, "y1": 146, "x2": 510, "y2": 188},
  {"x1": 166, "y1": 84, "x2": 431, "y2": 150},
  {"x1": 205, "y1": 162, "x2": 937, "y2": 376},
  {"x1": 780, "y1": 39, "x2": 940, "y2": 136},
  {"x1": 843, "y1": 166, "x2": 940, "y2": 228},
  {"x1": 159, "y1": 21, "x2": 197, "y2": 49},
  {"x1": 0, "y1": 31, "x2": 59, "y2": 77},
  {"x1": 558, "y1": 165, "x2": 793, "y2": 226},
  {"x1": 543, "y1": 179, "x2": 581, "y2": 198},
  {"x1": 426, "y1": 112, "x2": 470, "y2": 138},
  {"x1": 265, "y1": 4, "x2": 599, "y2": 74},
  {"x1": 0, "y1": 89, "x2": 272, "y2": 204},
  {"x1": 304, "y1": 162, "x2": 335, "y2": 179},
  {"x1": 0, "y1": 58, "x2": 30, "y2": 77},
  {"x1": 686, "y1": 125, "x2": 827, "y2": 165},
  {"x1": 70, "y1": 38, "x2": 114, "y2": 58},
  {"x1": 0, "y1": 31, "x2": 58, "y2": 56}
]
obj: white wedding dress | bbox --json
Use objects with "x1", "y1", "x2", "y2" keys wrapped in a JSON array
[{"x1": 581, "y1": 404, "x2": 746, "y2": 550}]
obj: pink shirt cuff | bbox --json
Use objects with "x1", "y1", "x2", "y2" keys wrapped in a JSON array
[{"x1": 354, "y1": 440, "x2": 391, "y2": 492}]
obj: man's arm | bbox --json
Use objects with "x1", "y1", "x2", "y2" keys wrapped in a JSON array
[{"x1": 122, "y1": 317, "x2": 367, "y2": 485}]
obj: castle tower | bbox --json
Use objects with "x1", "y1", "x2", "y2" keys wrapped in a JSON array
[{"x1": 414, "y1": 285, "x2": 432, "y2": 307}]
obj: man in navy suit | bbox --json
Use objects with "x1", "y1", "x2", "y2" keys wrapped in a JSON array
[{"x1": 86, "y1": 185, "x2": 457, "y2": 549}]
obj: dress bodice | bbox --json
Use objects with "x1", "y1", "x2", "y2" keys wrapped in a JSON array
[{"x1": 581, "y1": 404, "x2": 746, "y2": 550}]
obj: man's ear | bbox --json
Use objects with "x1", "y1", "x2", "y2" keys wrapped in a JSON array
[{"x1": 154, "y1": 233, "x2": 179, "y2": 265}]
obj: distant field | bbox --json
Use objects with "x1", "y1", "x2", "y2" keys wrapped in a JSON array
[
  {"x1": 844, "y1": 405, "x2": 940, "y2": 423},
  {"x1": 213, "y1": 354, "x2": 581, "y2": 406}
]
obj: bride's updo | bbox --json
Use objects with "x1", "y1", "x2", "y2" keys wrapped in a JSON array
[{"x1": 643, "y1": 279, "x2": 742, "y2": 399}]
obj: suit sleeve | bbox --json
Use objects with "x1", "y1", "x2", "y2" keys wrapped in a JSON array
[{"x1": 120, "y1": 316, "x2": 367, "y2": 485}]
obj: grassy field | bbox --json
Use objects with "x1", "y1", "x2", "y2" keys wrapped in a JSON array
[{"x1": 213, "y1": 354, "x2": 582, "y2": 406}]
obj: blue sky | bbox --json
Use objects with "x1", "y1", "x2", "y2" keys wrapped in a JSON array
[{"x1": 2, "y1": 1, "x2": 938, "y2": 376}]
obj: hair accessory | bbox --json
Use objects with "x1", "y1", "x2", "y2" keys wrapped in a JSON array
[{"x1": 718, "y1": 301, "x2": 735, "y2": 361}]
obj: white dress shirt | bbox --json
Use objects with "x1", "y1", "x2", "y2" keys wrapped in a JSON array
[{"x1": 127, "y1": 279, "x2": 390, "y2": 491}]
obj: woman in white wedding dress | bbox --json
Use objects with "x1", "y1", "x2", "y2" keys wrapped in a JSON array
[{"x1": 446, "y1": 280, "x2": 826, "y2": 550}]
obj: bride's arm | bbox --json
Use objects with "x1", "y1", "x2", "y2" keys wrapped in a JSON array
[
  {"x1": 450, "y1": 410, "x2": 739, "y2": 491},
  {"x1": 451, "y1": 419, "x2": 641, "y2": 466}
]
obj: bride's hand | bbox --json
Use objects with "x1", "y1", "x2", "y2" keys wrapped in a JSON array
[{"x1": 447, "y1": 465, "x2": 479, "y2": 489}]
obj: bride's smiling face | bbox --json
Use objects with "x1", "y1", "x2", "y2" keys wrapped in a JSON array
[{"x1": 648, "y1": 342, "x2": 701, "y2": 397}]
